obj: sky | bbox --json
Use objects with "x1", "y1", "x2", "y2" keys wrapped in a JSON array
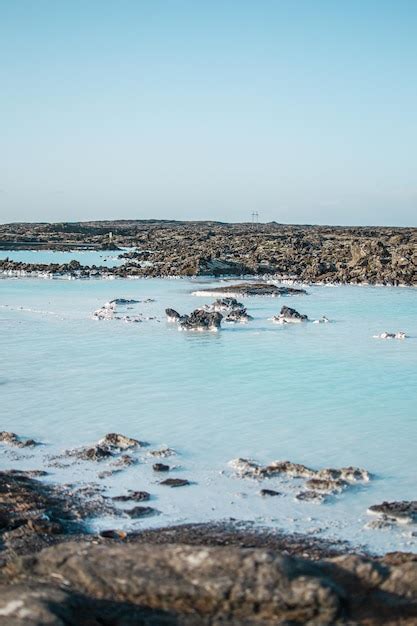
[{"x1": 0, "y1": 1, "x2": 416, "y2": 226}]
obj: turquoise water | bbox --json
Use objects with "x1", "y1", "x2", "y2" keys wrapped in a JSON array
[
  {"x1": 0, "y1": 249, "x2": 126, "y2": 267},
  {"x1": 0, "y1": 277, "x2": 416, "y2": 553}
]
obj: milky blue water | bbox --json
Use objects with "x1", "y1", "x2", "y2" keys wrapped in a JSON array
[
  {"x1": 0, "y1": 276, "x2": 416, "y2": 554},
  {"x1": 0, "y1": 249, "x2": 126, "y2": 267}
]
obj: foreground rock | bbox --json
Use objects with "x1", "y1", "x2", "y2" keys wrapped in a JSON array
[{"x1": 1, "y1": 541, "x2": 417, "y2": 625}]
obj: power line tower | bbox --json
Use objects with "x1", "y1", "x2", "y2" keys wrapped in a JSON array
[{"x1": 251, "y1": 211, "x2": 259, "y2": 229}]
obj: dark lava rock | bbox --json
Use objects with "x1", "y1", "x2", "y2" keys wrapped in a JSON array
[
  {"x1": 368, "y1": 501, "x2": 417, "y2": 524},
  {"x1": 168, "y1": 308, "x2": 223, "y2": 331},
  {"x1": 1, "y1": 541, "x2": 417, "y2": 625},
  {"x1": 165, "y1": 307, "x2": 182, "y2": 321},
  {"x1": 306, "y1": 478, "x2": 347, "y2": 493},
  {"x1": 109, "y1": 298, "x2": 140, "y2": 305},
  {"x1": 125, "y1": 506, "x2": 157, "y2": 518},
  {"x1": 224, "y1": 307, "x2": 253, "y2": 323},
  {"x1": 153, "y1": 462, "x2": 170, "y2": 472},
  {"x1": 0, "y1": 470, "x2": 84, "y2": 556},
  {"x1": 99, "y1": 432, "x2": 146, "y2": 449},
  {"x1": 112, "y1": 491, "x2": 150, "y2": 502},
  {"x1": 0, "y1": 431, "x2": 40, "y2": 448},
  {"x1": 296, "y1": 491, "x2": 326, "y2": 503},
  {"x1": 111, "y1": 454, "x2": 137, "y2": 467},
  {"x1": 260, "y1": 489, "x2": 281, "y2": 497},
  {"x1": 194, "y1": 283, "x2": 308, "y2": 297},
  {"x1": 160, "y1": 478, "x2": 190, "y2": 488},
  {"x1": 149, "y1": 447, "x2": 176, "y2": 458},
  {"x1": 74, "y1": 445, "x2": 114, "y2": 462},
  {"x1": 274, "y1": 305, "x2": 309, "y2": 323}
]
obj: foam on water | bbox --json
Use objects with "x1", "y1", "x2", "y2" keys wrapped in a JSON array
[{"x1": 0, "y1": 276, "x2": 416, "y2": 554}]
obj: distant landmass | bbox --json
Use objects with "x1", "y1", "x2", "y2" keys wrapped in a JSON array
[{"x1": 0, "y1": 220, "x2": 416, "y2": 285}]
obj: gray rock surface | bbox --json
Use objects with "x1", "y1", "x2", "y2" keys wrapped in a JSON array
[{"x1": 0, "y1": 542, "x2": 416, "y2": 624}]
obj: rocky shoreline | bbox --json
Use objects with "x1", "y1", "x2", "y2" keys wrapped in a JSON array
[
  {"x1": 1, "y1": 426, "x2": 417, "y2": 624},
  {"x1": 1, "y1": 220, "x2": 416, "y2": 285},
  {"x1": 0, "y1": 470, "x2": 417, "y2": 624}
]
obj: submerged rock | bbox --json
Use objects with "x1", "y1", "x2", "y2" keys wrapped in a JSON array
[
  {"x1": 260, "y1": 488, "x2": 281, "y2": 497},
  {"x1": 306, "y1": 478, "x2": 347, "y2": 493},
  {"x1": 271, "y1": 305, "x2": 309, "y2": 324},
  {"x1": 296, "y1": 491, "x2": 327, "y2": 503},
  {"x1": 160, "y1": 478, "x2": 190, "y2": 487},
  {"x1": 368, "y1": 501, "x2": 417, "y2": 524},
  {"x1": 70, "y1": 445, "x2": 113, "y2": 462},
  {"x1": 149, "y1": 447, "x2": 176, "y2": 458},
  {"x1": 112, "y1": 491, "x2": 150, "y2": 502},
  {"x1": 313, "y1": 315, "x2": 330, "y2": 324},
  {"x1": 111, "y1": 454, "x2": 137, "y2": 468},
  {"x1": 108, "y1": 298, "x2": 140, "y2": 305},
  {"x1": 125, "y1": 506, "x2": 157, "y2": 518}
]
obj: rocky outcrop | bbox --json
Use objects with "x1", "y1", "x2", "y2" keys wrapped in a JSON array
[
  {"x1": 229, "y1": 458, "x2": 370, "y2": 504},
  {"x1": 166, "y1": 308, "x2": 223, "y2": 331},
  {"x1": 193, "y1": 283, "x2": 308, "y2": 297},
  {"x1": 0, "y1": 542, "x2": 416, "y2": 625},
  {"x1": 271, "y1": 305, "x2": 309, "y2": 324},
  {"x1": 368, "y1": 501, "x2": 417, "y2": 525},
  {"x1": 0, "y1": 432, "x2": 40, "y2": 448}
]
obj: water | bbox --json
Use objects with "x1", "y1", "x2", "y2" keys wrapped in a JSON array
[
  {"x1": 0, "y1": 249, "x2": 127, "y2": 267},
  {"x1": 0, "y1": 276, "x2": 416, "y2": 554}
]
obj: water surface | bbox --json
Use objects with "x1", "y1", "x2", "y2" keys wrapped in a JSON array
[{"x1": 0, "y1": 277, "x2": 416, "y2": 554}]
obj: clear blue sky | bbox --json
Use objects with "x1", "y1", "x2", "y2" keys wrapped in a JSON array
[{"x1": 1, "y1": 1, "x2": 416, "y2": 225}]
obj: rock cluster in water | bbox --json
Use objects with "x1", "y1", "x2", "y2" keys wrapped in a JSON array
[
  {"x1": 1, "y1": 220, "x2": 416, "y2": 285},
  {"x1": 229, "y1": 458, "x2": 370, "y2": 504},
  {"x1": 0, "y1": 431, "x2": 40, "y2": 448},
  {"x1": 373, "y1": 331, "x2": 407, "y2": 339},
  {"x1": 92, "y1": 298, "x2": 157, "y2": 323},
  {"x1": 166, "y1": 307, "x2": 223, "y2": 331},
  {"x1": 368, "y1": 501, "x2": 417, "y2": 525}
]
